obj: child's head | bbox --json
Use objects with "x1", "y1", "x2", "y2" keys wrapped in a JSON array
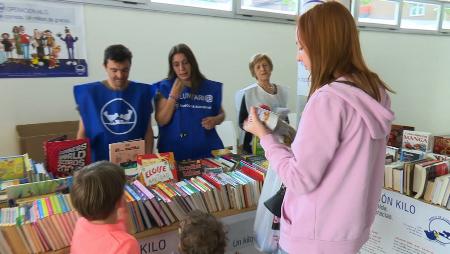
[
  {"x1": 70, "y1": 161, "x2": 125, "y2": 221},
  {"x1": 178, "y1": 210, "x2": 226, "y2": 254}
]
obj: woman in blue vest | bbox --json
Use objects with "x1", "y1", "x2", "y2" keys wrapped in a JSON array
[{"x1": 155, "y1": 43, "x2": 225, "y2": 161}]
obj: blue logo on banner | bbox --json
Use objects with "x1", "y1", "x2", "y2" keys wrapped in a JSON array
[
  {"x1": 424, "y1": 216, "x2": 450, "y2": 245},
  {"x1": 100, "y1": 98, "x2": 137, "y2": 135}
]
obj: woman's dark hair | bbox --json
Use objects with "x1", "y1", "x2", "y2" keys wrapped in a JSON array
[{"x1": 168, "y1": 43, "x2": 206, "y2": 93}]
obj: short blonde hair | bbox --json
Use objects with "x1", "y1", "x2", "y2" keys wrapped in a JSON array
[{"x1": 249, "y1": 54, "x2": 273, "y2": 78}]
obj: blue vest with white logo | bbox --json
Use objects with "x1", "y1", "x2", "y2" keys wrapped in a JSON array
[
  {"x1": 156, "y1": 79, "x2": 224, "y2": 161},
  {"x1": 74, "y1": 81, "x2": 155, "y2": 162}
]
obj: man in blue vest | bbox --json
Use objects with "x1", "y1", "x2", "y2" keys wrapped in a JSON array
[{"x1": 74, "y1": 44, "x2": 155, "y2": 162}]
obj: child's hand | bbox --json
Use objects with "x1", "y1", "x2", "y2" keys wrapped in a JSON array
[{"x1": 244, "y1": 107, "x2": 271, "y2": 138}]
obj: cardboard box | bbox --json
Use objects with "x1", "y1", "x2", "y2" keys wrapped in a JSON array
[{"x1": 16, "y1": 121, "x2": 79, "y2": 163}]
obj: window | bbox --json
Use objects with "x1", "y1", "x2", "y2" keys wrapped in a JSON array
[
  {"x1": 409, "y1": 3, "x2": 425, "y2": 16},
  {"x1": 356, "y1": 0, "x2": 401, "y2": 26},
  {"x1": 401, "y1": 1, "x2": 441, "y2": 30},
  {"x1": 443, "y1": 5, "x2": 450, "y2": 29},
  {"x1": 239, "y1": 0, "x2": 299, "y2": 15},
  {"x1": 152, "y1": 0, "x2": 233, "y2": 11}
]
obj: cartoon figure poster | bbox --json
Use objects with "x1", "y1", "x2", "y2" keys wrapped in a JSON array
[{"x1": 0, "y1": 0, "x2": 88, "y2": 78}]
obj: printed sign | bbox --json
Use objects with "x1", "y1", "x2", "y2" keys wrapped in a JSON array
[
  {"x1": 0, "y1": 0, "x2": 88, "y2": 78},
  {"x1": 359, "y1": 189, "x2": 450, "y2": 254}
]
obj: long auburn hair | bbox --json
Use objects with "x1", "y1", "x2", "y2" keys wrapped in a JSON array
[
  {"x1": 167, "y1": 43, "x2": 206, "y2": 93},
  {"x1": 298, "y1": 2, "x2": 393, "y2": 101}
]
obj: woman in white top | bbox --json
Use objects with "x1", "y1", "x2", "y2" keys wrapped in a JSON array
[{"x1": 237, "y1": 53, "x2": 288, "y2": 153}]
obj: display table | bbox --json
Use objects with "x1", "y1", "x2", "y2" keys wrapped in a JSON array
[{"x1": 360, "y1": 189, "x2": 450, "y2": 254}]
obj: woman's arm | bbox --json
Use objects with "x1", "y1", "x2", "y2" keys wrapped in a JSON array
[
  {"x1": 155, "y1": 79, "x2": 184, "y2": 126},
  {"x1": 238, "y1": 97, "x2": 248, "y2": 130},
  {"x1": 76, "y1": 119, "x2": 86, "y2": 139},
  {"x1": 144, "y1": 118, "x2": 154, "y2": 154}
]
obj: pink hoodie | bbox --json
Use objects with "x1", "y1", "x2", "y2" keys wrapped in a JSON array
[{"x1": 260, "y1": 81, "x2": 394, "y2": 254}]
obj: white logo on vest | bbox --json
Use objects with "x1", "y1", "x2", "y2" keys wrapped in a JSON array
[{"x1": 100, "y1": 98, "x2": 137, "y2": 135}]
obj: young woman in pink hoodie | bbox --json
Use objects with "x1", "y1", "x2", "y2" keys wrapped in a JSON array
[{"x1": 244, "y1": 2, "x2": 395, "y2": 254}]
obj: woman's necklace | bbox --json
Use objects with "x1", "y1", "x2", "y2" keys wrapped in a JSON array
[{"x1": 259, "y1": 82, "x2": 276, "y2": 94}]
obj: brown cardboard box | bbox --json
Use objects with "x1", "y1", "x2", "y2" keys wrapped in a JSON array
[{"x1": 16, "y1": 121, "x2": 79, "y2": 163}]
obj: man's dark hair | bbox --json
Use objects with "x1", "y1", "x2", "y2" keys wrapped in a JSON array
[
  {"x1": 103, "y1": 44, "x2": 132, "y2": 66},
  {"x1": 167, "y1": 43, "x2": 205, "y2": 93},
  {"x1": 70, "y1": 161, "x2": 126, "y2": 221}
]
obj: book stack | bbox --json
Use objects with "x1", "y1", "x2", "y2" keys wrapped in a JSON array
[
  {"x1": 1, "y1": 154, "x2": 55, "y2": 207},
  {"x1": 0, "y1": 152, "x2": 270, "y2": 252},
  {"x1": 0, "y1": 194, "x2": 79, "y2": 254},
  {"x1": 384, "y1": 143, "x2": 450, "y2": 210},
  {"x1": 120, "y1": 154, "x2": 268, "y2": 233}
]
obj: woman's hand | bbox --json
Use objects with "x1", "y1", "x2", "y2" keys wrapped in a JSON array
[
  {"x1": 169, "y1": 78, "x2": 185, "y2": 99},
  {"x1": 243, "y1": 107, "x2": 271, "y2": 138},
  {"x1": 201, "y1": 116, "x2": 217, "y2": 130}
]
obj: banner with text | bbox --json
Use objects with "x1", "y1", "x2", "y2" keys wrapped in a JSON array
[
  {"x1": 360, "y1": 189, "x2": 450, "y2": 254},
  {"x1": 0, "y1": 0, "x2": 87, "y2": 78}
]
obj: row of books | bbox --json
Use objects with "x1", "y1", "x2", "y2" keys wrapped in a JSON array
[
  {"x1": 0, "y1": 194, "x2": 79, "y2": 254},
  {"x1": 124, "y1": 164, "x2": 266, "y2": 234},
  {"x1": 384, "y1": 151, "x2": 450, "y2": 210},
  {"x1": 387, "y1": 124, "x2": 450, "y2": 156},
  {"x1": 0, "y1": 152, "x2": 269, "y2": 253}
]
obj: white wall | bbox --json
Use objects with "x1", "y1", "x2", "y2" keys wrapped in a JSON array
[
  {"x1": 359, "y1": 31, "x2": 450, "y2": 135},
  {"x1": 0, "y1": 4, "x2": 449, "y2": 157}
]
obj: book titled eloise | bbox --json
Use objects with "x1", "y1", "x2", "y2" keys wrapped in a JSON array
[
  {"x1": 109, "y1": 139, "x2": 145, "y2": 165},
  {"x1": 137, "y1": 153, "x2": 178, "y2": 187}
]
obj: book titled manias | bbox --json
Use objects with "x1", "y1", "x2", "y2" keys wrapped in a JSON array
[
  {"x1": 45, "y1": 139, "x2": 91, "y2": 177},
  {"x1": 402, "y1": 130, "x2": 433, "y2": 152},
  {"x1": 109, "y1": 139, "x2": 145, "y2": 165},
  {"x1": 137, "y1": 153, "x2": 178, "y2": 187},
  {"x1": 255, "y1": 106, "x2": 296, "y2": 145}
]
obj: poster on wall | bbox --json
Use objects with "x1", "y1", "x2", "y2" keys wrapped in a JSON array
[
  {"x1": 0, "y1": 0, "x2": 88, "y2": 78},
  {"x1": 359, "y1": 189, "x2": 450, "y2": 254}
]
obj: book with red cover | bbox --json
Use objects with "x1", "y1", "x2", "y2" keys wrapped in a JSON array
[
  {"x1": 387, "y1": 124, "x2": 415, "y2": 148},
  {"x1": 433, "y1": 135, "x2": 450, "y2": 156},
  {"x1": 44, "y1": 139, "x2": 91, "y2": 177}
]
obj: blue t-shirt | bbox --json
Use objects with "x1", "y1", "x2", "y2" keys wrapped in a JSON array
[
  {"x1": 74, "y1": 81, "x2": 155, "y2": 162},
  {"x1": 156, "y1": 79, "x2": 224, "y2": 161}
]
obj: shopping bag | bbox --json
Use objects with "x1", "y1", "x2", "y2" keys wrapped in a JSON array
[{"x1": 254, "y1": 168, "x2": 283, "y2": 253}]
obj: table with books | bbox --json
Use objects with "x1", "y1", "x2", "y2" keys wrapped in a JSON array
[
  {"x1": 359, "y1": 136, "x2": 450, "y2": 254},
  {"x1": 0, "y1": 150, "x2": 268, "y2": 254}
]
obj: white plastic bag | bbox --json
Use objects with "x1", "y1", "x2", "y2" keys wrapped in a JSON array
[{"x1": 254, "y1": 168, "x2": 283, "y2": 253}]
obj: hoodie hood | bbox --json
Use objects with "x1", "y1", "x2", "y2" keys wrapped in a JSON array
[{"x1": 321, "y1": 81, "x2": 395, "y2": 139}]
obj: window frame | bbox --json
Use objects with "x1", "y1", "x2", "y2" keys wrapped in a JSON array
[
  {"x1": 234, "y1": 0, "x2": 298, "y2": 20},
  {"x1": 45, "y1": 0, "x2": 450, "y2": 35}
]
